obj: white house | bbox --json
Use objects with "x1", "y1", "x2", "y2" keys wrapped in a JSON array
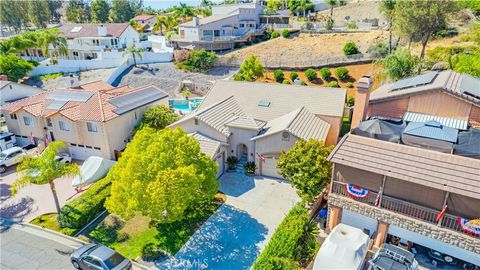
[
  {"x1": 173, "y1": 3, "x2": 265, "y2": 50},
  {"x1": 0, "y1": 80, "x2": 43, "y2": 106},
  {"x1": 169, "y1": 81, "x2": 346, "y2": 178},
  {"x1": 59, "y1": 23, "x2": 140, "y2": 60}
]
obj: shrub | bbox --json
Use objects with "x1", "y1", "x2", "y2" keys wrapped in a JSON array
[
  {"x1": 347, "y1": 96, "x2": 355, "y2": 107},
  {"x1": 323, "y1": 17, "x2": 334, "y2": 30},
  {"x1": 346, "y1": 82, "x2": 354, "y2": 88},
  {"x1": 270, "y1": 31, "x2": 279, "y2": 39},
  {"x1": 235, "y1": 55, "x2": 265, "y2": 81},
  {"x1": 289, "y1": 72, "x2": 298, "y2": 81},
  {"x1": 282, "y1": 29, "x2": 290, "y2": 38},
  {"x1": 304, "y1": 68, "x2": 317, "y2": 81},
  {"x1": 226, "y1": 156, "x2": 239, "y2": 170},
  {"x1": 282, "y1": 79, "x2": 291, "y2": 84},
  {"x1": 368, "y1": 41, "x2": 390, "y2": 58},
  {"x1": 319, "y1": 67, "x2": 331, "y2": 80},
  {"x1": 142, "y1": 243, "x2": 167, "y2": 261},
  {"x1": 177, "y1": 49, "x2": 217, "y2": 73},
  {"x1": 346, "y1": 22, "x2": 358, "y2": 30},
  {"x1": 327, "y1": 81, "x2": 339, "y2": 87},
  {"x1": 59, "y1": 177, "x2": 112, "y2": 230},
  {"x1": 273, "y1": 69, "x2": 285, "y2": 82},
  {"x1": 343, "y1": 41, "x2": 359, "y2": 55},
  {"x1": 335, "y1": 67, "x2": 349, "y2": 80},
  {"x1": 253, "y1": 204, "x2": 318, "y2": 269},
  {"x1": 103, "y1": 215, "x2": 125, "y2": 230},
  {"x1": 433, "y1": 28, "x2": 458, "y2": 39},
  {"x1": 244, "y1": 161, "x2": 257, "y2": 174}
]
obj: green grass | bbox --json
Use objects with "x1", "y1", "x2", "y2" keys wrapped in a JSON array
[
  {"x1": 39, "y1": 72, "x2": 63, "y2": 81},
  {"x1": 30, "y1": 213, "x2": 76, "y2": 235},
  {"x1": 88, "y1": 194, "x2": 225, "y2": 259}
]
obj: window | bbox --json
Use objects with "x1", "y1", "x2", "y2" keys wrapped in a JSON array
[
  {"x1": 94, "y1": 147, "x2": 101, "y2": 150},
  {"x1": 87, "y1": 122, "x2": 98, "y2": 132},
  {"x1": 73, "y1": 51, "x2": 79, "y2": 57},
  {"x1": 86, "y1": 146, "x2": 93, "y2": 149},
  {"x1": 70, "y1": 143, "x2": 77, "y2": 146},
  {"x1": 78, "y1": 144, "x2": 84, "y2": 147},
  {"x1": 10, "y1": 114, "x2": 17, "y2": 120},
  {"x1": 59, "y1": 121, "x2": 70, "y2": 131},
  {"x1": 83, "y1": 256, "x2": 102, "y2": 269},
  {"x1": 194, "y1": 118, "x2": 199, "y2": 125},
  {"x1": 23, "y1": 116, "x2": 33, "y2": 126},
  {"x1": 46, "y1": 118, "x2": 53, "y2": 127}
]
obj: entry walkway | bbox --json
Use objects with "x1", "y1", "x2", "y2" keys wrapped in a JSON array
[{"x1": 158, "y1": 173, "x2": 300, "y2": 270}]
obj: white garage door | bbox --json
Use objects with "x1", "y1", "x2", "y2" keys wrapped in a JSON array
[
  {"x1": 341, "y1": 210, "x2": 378, "y2": 237},
  {"x1": 69, "y1": 145, "x2": 102, "y2": 160},
  {"x1": 261, "y1": 156, "x2": 282, "y2": 179},
  {"x1": 389, "y1": 225, "x2": 480, "y2": 265},
  {"x1": 215, "y1": 152, "x2": 225, "y2": 178}
]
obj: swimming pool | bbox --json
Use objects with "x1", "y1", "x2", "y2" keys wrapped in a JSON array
[{"x1": 169, "y1": 98, "x2": 204, "y2": 113}]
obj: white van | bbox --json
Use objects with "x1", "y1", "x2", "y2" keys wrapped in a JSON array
[{"x1": 0, "y1": 131, "x2": 16, "y2": 152}]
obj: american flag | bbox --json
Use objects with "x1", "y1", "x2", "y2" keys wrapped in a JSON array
[{"x1": 256, "y1": 152, "x2": 265, "y2": 162}]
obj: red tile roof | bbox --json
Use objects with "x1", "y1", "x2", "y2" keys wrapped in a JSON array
[
  {"x1": 1, "y1": 81, "x2": 169, "y2": 122},
  {"x1": 133, "y1": 14, "x2": 156, "y2": 21},
  {"x1": 59, "y1": 23, "x2": 131, "y2": 39}
]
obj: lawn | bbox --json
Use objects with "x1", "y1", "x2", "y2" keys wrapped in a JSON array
[
  {"x1": 87, "y1": 193, "x2": 226, "y2": 260},
  {"x1": 30, "y1": 213, "x2": 76, "y2": 235}
]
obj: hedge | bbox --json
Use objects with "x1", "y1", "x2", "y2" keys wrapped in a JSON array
[
  {"x1": 59, "y1": 177, "x2": 112, "y2": 230},
  {"x1": 253, "y1": 204, "x2": 317, "y2": 269}
]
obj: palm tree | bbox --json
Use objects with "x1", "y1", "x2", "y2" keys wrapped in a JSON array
[
  {"x1": 11, "y1": 141, "x2": 79, "y2": 215},
  {"x1": 326, "y1": 0, "x2": 337, "y2": 17},
  {"x1": 154, "y1": 16, "x2": 168, "y2": 35},
  {"x1": 380, "y1": 0, "x2": 396, "y2": 53},
  {"x1": 298, "y1": 0, "x2": 308, "y2": 18},
  {"x1": 174, "y1": 3, "x2": 195, "y2": 23},
  {"x1": 123, "y1": 44, "x2": 144, "y2": 67},
  {"x1": 37, "y1": 28, "x2": 68, "y2": 64}
]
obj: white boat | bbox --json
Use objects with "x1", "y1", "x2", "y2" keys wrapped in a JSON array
[
  {"x1": 313, "y1": 223, "x2": 370, "y2": 270},
  {"x1": 72, "y1": 156, "x2": 115, "y2": 187}
]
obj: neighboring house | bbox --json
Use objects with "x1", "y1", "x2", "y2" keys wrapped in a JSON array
[
  {"x1": 354, "y1": 70, "x2": 480, "y2": 130},
  {"x1": 326, "y1": 72, "x2": 480, "y2": 267},
  {"x1": 58, "y1": 23, "x2": 140, "y2": 60},
  {"x1": 173, "y1": 3, "x2": 266, "y2": 51},
  {"x1": 169, "y1": 80, "x2": 346, "y2": 178},
  {"x1": 0, "y1": 80, "x2": 43, "y2": 106},
  {"x1": 2, "y1": 81, "x2": 169, "y2": 160},
  {"x1": 132, "y1": 14, "x2": 157, "y2": 32}
]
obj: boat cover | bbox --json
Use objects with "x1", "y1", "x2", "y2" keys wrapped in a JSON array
[{"x1": 72, "y1": 156, "x2": 115, "y2": 187}]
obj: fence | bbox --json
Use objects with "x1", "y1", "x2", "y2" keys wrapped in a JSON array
[{"x1": 215, "y1": 53, "x2": 373, "y2": 69}]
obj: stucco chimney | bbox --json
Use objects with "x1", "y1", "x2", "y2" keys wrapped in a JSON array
[
  {"x1": 193, "y1": 17, "x2": 200, "y2": 27},
  {"x1": 351, "y1": 76, "x2": 373, "y2": 129},
  {"x1": 97, "y1": 24, "x2": 107, "y2": 37}
]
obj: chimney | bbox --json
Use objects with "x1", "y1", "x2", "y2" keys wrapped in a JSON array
[
  {"x1": 97, "y1": 24, "x2": 107, "y2": 37},
  {"x1": 0, "y1": 74, "x2": 8, "y2": 81},
  {"x1": 351, "y1": 76, "x2": 373, "y2": 129},
  {"x1": 193, "y1": 17, "x2": 200, "y2": 27},
  {"x1": 66, "y1": 74, "x2": 80, "y2": 88}
]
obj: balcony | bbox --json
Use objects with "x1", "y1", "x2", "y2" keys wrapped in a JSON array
[{"x1": 331, "y1": 181, "x2": 479, "y2": 239}]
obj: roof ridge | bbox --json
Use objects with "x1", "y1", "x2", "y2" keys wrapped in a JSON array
[
  {"x1": 285, "y1": 106, "x2": 305, "y2": 130},
  {"x1": 97, "y1": 91, "x2": 106, "y2": 122},
  {"x1": 196, "y1": 95, "x2": 237, "y2": 117}
]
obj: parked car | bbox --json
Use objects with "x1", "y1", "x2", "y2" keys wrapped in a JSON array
[
  {"x1": 368, "y1": 243, "x2": 419, "y2": 270},
  {"x1": 0, "y1": 147, "x2": 25, "y2": 173},
  {"x1": 55, "y1": 152, "x2": 72, "y2": 163},
  {"x1": 71, "y1": 244, "x2": 132, "y2": 270},
  {"x1": 0, "y1": 131, "x2": 16, "y2": 152}
]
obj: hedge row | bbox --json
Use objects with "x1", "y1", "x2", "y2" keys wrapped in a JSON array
[
  {"x1": 253, "y1": 204, "x2": 318, "y2": 269},
  {"x1": 59, "y1": 177, "x2": 112, "y2": 230}
]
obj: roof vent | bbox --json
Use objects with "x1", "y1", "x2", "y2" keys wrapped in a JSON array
[{"x1": 258, "y1": 100, "x2": 270, "y2": 107}]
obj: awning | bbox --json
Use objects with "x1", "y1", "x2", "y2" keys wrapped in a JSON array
[{"x1": 403, "y1": 112, "x2": 468, "y2": 130}]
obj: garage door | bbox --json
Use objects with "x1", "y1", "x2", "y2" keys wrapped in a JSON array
[
  {"x1": 215, "y1": 152, "x2": 225, "y2": 178},
  {"x1": 341, "y1": 209, "x2": 378, "y2": 237},
  {"x1": 261, "y1": 156, "x2": 282, "y2": 179},
  {"x1": 388, "y1": 225, "x2": 480, "y2": 265},
  {"x1": 69, "y1": 145, "x2": 102, "y2": 160}
]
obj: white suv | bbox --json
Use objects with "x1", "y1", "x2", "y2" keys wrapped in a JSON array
[{"x1": 0, "y1": 147, "x2": 26, "y2": 173}]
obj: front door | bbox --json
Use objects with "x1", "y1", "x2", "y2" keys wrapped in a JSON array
[{"x1": 49, "y1": 131, "x2": 55, "y2": 141}]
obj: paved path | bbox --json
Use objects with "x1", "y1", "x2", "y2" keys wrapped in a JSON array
[
  {"x1": 0, "y1": 220, "x2": 82, "y2": 270},
  {"x1": 158, "y1": 174, "x2": 300, "y2": 270},
  {"x1": 0, "y1": 164, "x2": 81, "y2": 222}
]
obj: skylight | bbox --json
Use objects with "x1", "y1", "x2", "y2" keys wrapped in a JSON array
[
  {"x1": 258, "y1": 100, "x2": 270, "y2": 107},
  {"x1": 70, "y1": 26, "x2": 83, "y2": 33}
]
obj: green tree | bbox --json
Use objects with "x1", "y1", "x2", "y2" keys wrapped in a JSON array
[
  {"x1": 0, "y1": 0, "x2": 29, "y2": 33},
  {"x1": 181, "y1": 88, "x2": 191, "y2": 99},
  {"x1": 451, "y1": 53, "x2": 480, "y2": 77},
  {"x1": 380, "y1": 0, "x2": 396, "y2": 53},
  {"x1": 0, "y1": 54, "x2": 35, "y2": 82},
  {"x1": 287, "y1": 0, "x2": 313, "y2": 16},
  {"x1": 375, "y1": 48, "x2": 421, "y2": 80},
  {"x1": 105, "y1": 128, "x2": 219, "y2": 223},
  {"x1": 27, "y1": 0, "x2": 50, "y2": 28},
  {"x1": 343, "y1": 41, "x2": 359, "y2": 55},
  {"x1": 394, "y1": 0, "x2": 459, "y2": 58},
  {"x1": 11, "y1": 141, "x2": 79, "y2": 214},
  {"x1": 461, "y1": 20, "x2": 480, "y2": 45},
  {"x1": 138, "y1": 105, "x2": 179, "y2": 130},
  {"x1": 123, "y1": 44, "x2": 144, "y2": 67},
  {"x1": 91, "y1": 0, "x2": 111, "y2": 23},
  {"x1": 66, "y1": 0, "x2": 90, "y2": 23},
  {"x1": 234, "y1": 55, "x2": 265, "y2": 81},
  {"x1": 111, "y1": 0, "x2": 135, "y2": 23},
  {"x1": 153, "y1": 16, "x2": 168, "y2": 35},
  {"x1": 47, "y1": 0, "x2": 63, "y2": 22},
  {"x1": 277, "y1": 139, "x2": 333, "y2": 201},
  {"x1": 174, "y1": 3, "x2": 195, "y2": 23},
  {"x1": 178, "y1": 49, "x2": 216, "y2": 73},
  {"x1": 326, "y1": 0, "x2": 337, "y2": 17}
]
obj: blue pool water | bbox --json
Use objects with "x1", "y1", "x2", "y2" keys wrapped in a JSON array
[{"x1": 169, "y1": 98, "x2": 204, "y2": 113}]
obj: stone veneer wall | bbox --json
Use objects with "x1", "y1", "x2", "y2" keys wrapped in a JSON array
[{"x1": 328, "y1": 193, "x2": 480, "y2": 254}]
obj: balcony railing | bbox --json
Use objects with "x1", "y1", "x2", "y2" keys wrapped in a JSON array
[{"x1": 331, "y1": 181, "x2": 479, "y2": 239}]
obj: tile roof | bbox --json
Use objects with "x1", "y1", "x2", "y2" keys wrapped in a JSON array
[
  {"x1": 328, "y1": 134, "x2": 480, "y2": 199},
  {"x1": 179, "y1": 14, "x2": 238, "y2": 27},
  {"x1": 225, "y1": 116, "x2": 265, "y2": 130},
  {"x1": 1, "y1": 81, "x2": 168, "y2": 122},
  {"x1": 189, "y1": 132, "x2": 223, "y2": 158},
  {"x1": 198, "y1": 80, "x2": 346, "y2": 120},
  {"x1": 370, "y1": 70, "x2": 480, "y2": 106},
  {"x1": 133, "y1": 14, "x2": 156, "y2": 21},
  {"x1": 252, "y1": 107, "x2": 331, "y2": 142},
  {"x1": 402, "y1": 121, "x2": 459, "y2": 143},
  {"x1": 403, "y1": 112, "x2": 468, "y2": 130},
  {"x1": 59, "y1": 23, "x2": 131, "y2": 39}
]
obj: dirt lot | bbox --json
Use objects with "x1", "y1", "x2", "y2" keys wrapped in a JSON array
[
  {"x1": 259, "y1": 63, "x2": 383, "y2": 97},
  {"x1": 224, "y1": 31, "x2": 388, "y2": 62},
  {"x1": 316, "y1": 0, "x2": 385, "y2": 26}
]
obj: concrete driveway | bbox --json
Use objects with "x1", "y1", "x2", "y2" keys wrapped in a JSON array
[
  {"x1": 158, "y1": 173, "x2": 300, "y2": 270},
  {"x1": 0, "y1": 164, "x2": 81, "y2": 222}
]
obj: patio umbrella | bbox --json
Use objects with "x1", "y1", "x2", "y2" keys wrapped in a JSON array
[{"x1": 351, "y1": 119, "x2": 405, "y2": 141}]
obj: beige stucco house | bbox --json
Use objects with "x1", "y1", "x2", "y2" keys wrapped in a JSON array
[
  {"x1": 2, "y1": 81, "x2": 169, "y2": 160},
  {"x1": 169, "y1": 80, "x2": 346, "y2": 179}
]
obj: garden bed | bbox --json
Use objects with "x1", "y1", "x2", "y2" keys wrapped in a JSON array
[
  {"x1": 30, "y1": 213, "x2": 76, "y2": 235},
  {"x1": 85, "y1": 193, "x2": 226, "y2": 260}
]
